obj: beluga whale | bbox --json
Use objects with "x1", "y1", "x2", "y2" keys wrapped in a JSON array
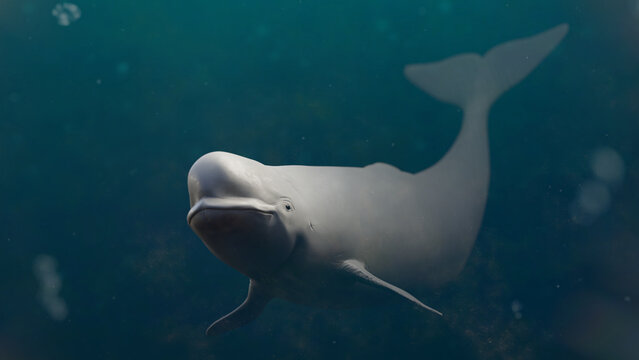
[{"x1": 186, "y1": 24, "x2": 568, "y2": 336}]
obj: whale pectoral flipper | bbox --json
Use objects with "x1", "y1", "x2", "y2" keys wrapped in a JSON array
[
  {"x1": 341, "y1": 259, "x2": 443, "y2": 316},
  {"x1": 206, "y1": 279, "x2": 272, "y2": 336}
]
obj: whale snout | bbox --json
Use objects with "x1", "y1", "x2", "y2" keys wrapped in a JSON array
[{"x1": 187, "y1": 151, "x2": 266, "y2": 207}]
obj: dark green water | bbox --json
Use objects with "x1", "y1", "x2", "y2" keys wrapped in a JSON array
[{"x1": 1, "y1": 1, "x2": 638, "y2": 359}]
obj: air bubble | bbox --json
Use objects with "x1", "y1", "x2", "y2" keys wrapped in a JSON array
[
  {"x1": 33, "y1": 254, "x2": 68, "y2": 321},
  {"x1": 511, "y1": 300, "x2": 523, "y2": 319},
  {"x1": 577, "y1": 180, "x2": 611, "y2": 215},
  {"x1": 591, "y1": 147, "x2": 625, "y2": 185},
  {"x1": 52, "y1": 3, "x2": 81, "y2": 27}
]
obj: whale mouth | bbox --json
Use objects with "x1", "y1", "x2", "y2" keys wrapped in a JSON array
[{"x1": 187, "y1": 197, "x2": 276, "y2": 225}]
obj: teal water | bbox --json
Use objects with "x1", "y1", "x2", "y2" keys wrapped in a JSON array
[{"x1": 1, "y1": 1, "x2": 638, "y2": 359}]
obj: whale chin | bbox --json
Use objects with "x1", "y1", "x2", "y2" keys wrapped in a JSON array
[
  {"x1": 189, "y1": 208, "x2": 274, "y2": 238},
  {"x1": 189, "y1": 207, "x2": 293, "y2": 278}
]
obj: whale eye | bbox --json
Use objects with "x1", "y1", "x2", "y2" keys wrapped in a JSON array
[{"x1": 281, "y1": 199, "x2": 294, "y2": 212}]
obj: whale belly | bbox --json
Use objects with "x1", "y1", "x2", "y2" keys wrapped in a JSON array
[{"x1": 353, "y1": 182, "x2": 486, "y2": 289}]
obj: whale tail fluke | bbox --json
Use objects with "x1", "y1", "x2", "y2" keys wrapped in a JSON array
[{"x1": 404, "y1": 24, "x2": 568, "y2": 111}]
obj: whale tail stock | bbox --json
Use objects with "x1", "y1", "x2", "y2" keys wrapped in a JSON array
[{"x1": 404, "y1": 24, "x2": 568, "y2": 112}]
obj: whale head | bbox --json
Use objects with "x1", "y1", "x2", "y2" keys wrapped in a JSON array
[{"x1": 187, "y1": 152, "x2": 299, "y2": 279}]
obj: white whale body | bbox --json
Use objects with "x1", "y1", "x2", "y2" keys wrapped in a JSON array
[{"x1": 186, "y1": 24, "x2": 569, "y2": 336}]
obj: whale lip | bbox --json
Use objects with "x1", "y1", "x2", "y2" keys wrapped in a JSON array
[{"x1": 187, "y1": 197, "x2": 276, "y2": 225}]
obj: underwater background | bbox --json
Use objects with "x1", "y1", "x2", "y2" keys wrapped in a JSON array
[{"x1": 1, "y1": 0, "x2": 638, "y2": 359}]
